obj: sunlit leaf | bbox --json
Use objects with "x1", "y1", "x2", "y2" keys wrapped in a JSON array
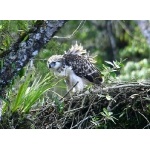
[
  {"x1": 105, "y1": 61, "x2": 114, "y2": 67},
  {"x1": 113, "y1": 61, "x2": 120, "y2": 69}
]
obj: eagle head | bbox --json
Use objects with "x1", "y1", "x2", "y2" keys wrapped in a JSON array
[{"x1": 47, "y1": 55, "x2": 63, "y2": 70}]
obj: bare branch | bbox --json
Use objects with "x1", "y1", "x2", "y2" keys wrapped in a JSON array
[
  {"x1": 53, "y1": 20, "x2": 86, "y2": 39},
  {"x1": 103, "y1": 83, "x2": 150, "y2": 91}
]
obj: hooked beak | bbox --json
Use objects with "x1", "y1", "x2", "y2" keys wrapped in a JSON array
[
  {"x1": 48, "y1": 63, "x2": 51, "y2": 68},
  {"x1": 48, "y1": 62, "x2": 56, "y2": 68}
]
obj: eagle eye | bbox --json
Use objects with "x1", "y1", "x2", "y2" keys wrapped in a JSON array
[{"x1": 49, "y1": 61, "x2": 56, "y2": 68}]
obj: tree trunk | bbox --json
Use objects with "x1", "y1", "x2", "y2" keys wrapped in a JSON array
[{"x1": 0, "y1": 20, "x2": 67, "y2": 97}]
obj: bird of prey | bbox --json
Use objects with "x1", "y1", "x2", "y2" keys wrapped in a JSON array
[{"x1": 47, "y1": 42, "x2": 103, "y2": 93}]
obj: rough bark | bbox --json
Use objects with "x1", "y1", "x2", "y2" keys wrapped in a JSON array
[{"x1": 0, "y1": 20, "x2": 67, "y2": 96}]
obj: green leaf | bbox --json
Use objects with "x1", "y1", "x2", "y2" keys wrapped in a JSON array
[
  {"x1": 113, "y1": 61, "x2": 120, "y2": 69},
  {"x1": 105, "y1": 61, "x2": 114, "y2": 67}
]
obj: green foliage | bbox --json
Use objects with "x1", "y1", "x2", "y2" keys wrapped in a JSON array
[
  {"x1": 53, "y1": 96, "x2": 65, "y2": 114},
  {"x1": 91, "y1": 108, "x2": 118, "y2": 128},
  {"x1": 120, "y1": 26, "x2": 150, "y2": 60},
  {"x1": 0, "y1": 20, "x2": 150, "y2": 128},
  {"x1": 0, "y1": 20, "x2": 34, "y2": 52},
  {"x1": 118, "y1": 22, "x2": 150, "y2": 81},
  {"x1": 119, "y1": 59, "x2": 150, "y2": 81},
  {"x1": 3, "y1": 72, "x2": 57, "y2": 114},
  {"x1": 100, "y1": 108, "x2": 118, "y2": 124},
  {"x1": 101, "y1": 59, "x2": 124, "y2": 82}
]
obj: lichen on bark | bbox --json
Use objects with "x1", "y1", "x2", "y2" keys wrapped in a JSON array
[{"x1": 0, "y1": 20, "x2": 67, "y2": 96}]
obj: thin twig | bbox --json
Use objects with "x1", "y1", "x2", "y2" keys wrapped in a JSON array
[
  {"x1": 103, "y1": 83, "x2": 150, "y2": 91},
  {"x1": 64, "y1": 106, "x2": 83, "y2": 114},
  {"x1": 53, "y1": 20, "x2": 86, "y2": 39},
  {"x1": 59, "y1": 81, "x2": 79, "y2": 101},
  {"x1": 71, "y1": 116, "x2": 91, "y2": 129},
  {"x1": 110, "y1": 101, "x2": 125, "y2": 111},
  {"x1": 32, "y1": 59, "x2": 47, "y2": 61},
  {"x1": 83, "y1": 96, "x2": 95, "y2": 119},
  {"x1": 138, "y1": 111, "x2": 150, "y2": 125},
  {"x1": 143, "y1": 123, "x2": 150, "y2": 129}
]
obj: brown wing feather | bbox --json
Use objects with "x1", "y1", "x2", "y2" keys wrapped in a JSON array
[{"x1": 63, "y1": 54, "x2": 103, "y2": 84}]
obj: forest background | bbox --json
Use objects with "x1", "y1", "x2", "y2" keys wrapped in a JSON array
[{"x1": 0, "y1": 20, "x2": 149, "y2": 129}]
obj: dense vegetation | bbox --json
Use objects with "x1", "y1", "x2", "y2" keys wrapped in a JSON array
[{"x1": 0, "y1": 20, "x2": 150, "y2": 128}]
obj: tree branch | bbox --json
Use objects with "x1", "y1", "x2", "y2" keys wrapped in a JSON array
[
  {"x1": 0, "y1": 20, "x2": 67, "y2": 96},
  {"x1": 103, "y1": 83, "x2": 150, "y2": 91}
]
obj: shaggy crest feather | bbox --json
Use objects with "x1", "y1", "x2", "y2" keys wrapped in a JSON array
[
  {"x1": 65, "y1": 41, "x2": 96, "y2": 64},
  {"x1": 66, "y1": 41, "x2": 86, "y2": 55}
]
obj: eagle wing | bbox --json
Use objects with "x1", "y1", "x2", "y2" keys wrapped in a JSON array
[{"x1": 63, "y1": 54, "x2": 103, "y2": 85}]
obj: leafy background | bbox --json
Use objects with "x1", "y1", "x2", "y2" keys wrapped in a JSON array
[{"x1": 0, "y1": 20, "x2": 150, "y2": 128}]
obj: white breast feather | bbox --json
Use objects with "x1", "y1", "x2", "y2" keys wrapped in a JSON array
[
  {"x1": 54, "y1": 65, "x2": 88, "y2": 92},
  {"x1": 68, "y1": 69, "x2": 90, "y2": 92},
  {"x1": 53, "y1": 66, "x2": 71, "y2": 77}
]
